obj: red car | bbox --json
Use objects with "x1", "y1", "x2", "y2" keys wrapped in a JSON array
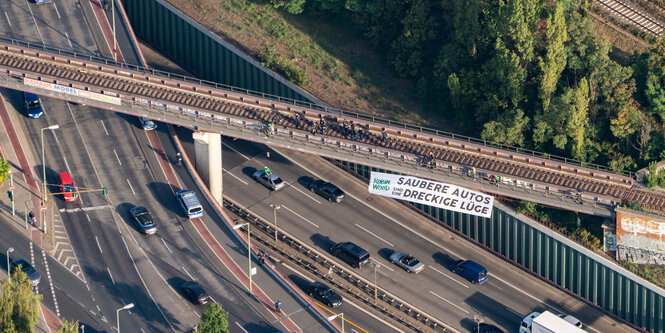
[{"x1": 57, "y1": 172, "x2": 78, "y2": 202}]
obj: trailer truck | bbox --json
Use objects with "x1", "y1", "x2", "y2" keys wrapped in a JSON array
[{"x1": 519, "y1": 311, "x2": 586, "y2": 333}]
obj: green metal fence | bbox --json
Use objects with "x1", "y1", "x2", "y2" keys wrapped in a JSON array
[
  {"x1": 341, "y1": 162, "x2": 663, "y2": 333},
  {"x1": 121, "y1": 0, "x2": 313, "y2": 103}
]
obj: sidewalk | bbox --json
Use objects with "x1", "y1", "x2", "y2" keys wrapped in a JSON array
[{"x1": 0, "y1": 94, "x2": 61, "y2": 332}]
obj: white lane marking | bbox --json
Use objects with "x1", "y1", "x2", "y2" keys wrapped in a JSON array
[
  {"x1": 505, "y1": 307, "x2": 522, "y2": 317},
  {"x1": 24, "y1": 0, "x2": 45, "y2": 44},
  {"x1": 53, "y1": 2, "x2": 61, "y2": 18},
  {"x1": 428, "y1": 290, "x2": 469, "y2": 314},
  {"x1": 136, "y1": 247, "x2": 179, "y2": 298},
  {"x1": 354, "y1": 223, "x2": 394, "y2": 246},
  {"x1": 95, "y1": 236, "x2": 103, "y2": 254},
  {"x1": 4, "y1": 12, "x2": 11, "y2": 26},
  {"x1": 235, "y1": 322, "x2": 249, "y2": 333},
  {"x1": 281, "y1": 262, "x2": 406, "y2": 332},
  {"x1": 222, "y1": 142, "x2": 250, "y2": 160},
  {"x1": 286, "y1": 182, "x2": 321, "y2": 204},
  {"x1": 101, "y1": 120, "x2": 109, "y2": 135},
  {"x1": 428, "y1": 266, "x2": 469, "y2": 289},
  {"x1": 107, "y1": 267, "x2": 115, "y2": 285},
  {"x1": 160, "y1": 237, "x2": 172, "y2": 254},
  {"x1": 282, "y1": 205, "x2": 319, "y2": 228},
  {"x1": 222, "y1": 168, "x2": 247, "y2": 185},
  {"x1": 42, "y1": 250, "x2": 60, "y2": 316},
  {"x1": 64, "y1": 32, "x2": 73, "y2": 48},
  {"x1": 85, "y1": 214, "x2": 90, "y2": 222},
  {"x1": 372, "y1": 260, "x2": 394, "y2": 272},
  {"x1": 114, "y1": 149, "x2": 122, "y2": 165},
  {"x1": 126, "y1": 179, "x2": 135, "y2": 195},
  {"x1": 30, "y1": 242, "x2": 37, "y2": 294},
  {"x1": 182, "y1": 265, "x2": 194, "y2": 281},
  {"x1": 59, "y1": 205, "x2": 109, "y2": 213}
]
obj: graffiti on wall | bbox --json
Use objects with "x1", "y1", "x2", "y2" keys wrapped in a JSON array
[
  {"x1": 604, "y1": 231, "x2": 616, "y2": 252},
  {"x1": 617, "y1": 244, "x2": 665, "y2": 265},
  {"x1": 615, "y1": 210, "x2": 665, "y2": 254}
]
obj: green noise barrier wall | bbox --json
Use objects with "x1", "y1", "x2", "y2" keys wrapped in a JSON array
[
  {"x1": 121, "y1": 0, "x2": 320, "y2": 104},
  {"x1": 341, "y1": 161, "x2": 665, "y2": 333}
]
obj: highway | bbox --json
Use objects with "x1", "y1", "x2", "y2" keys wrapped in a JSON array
[
  {"x1": 0, "y1": 1, "x2": 329, "y2": 332},
  {"x1": 211, "y1": 135, "x2": 640, "y2": 333}
]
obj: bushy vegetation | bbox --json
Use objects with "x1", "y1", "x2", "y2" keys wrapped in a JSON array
[
  {"x1": 0, "y1": 156, "x2": 9, "y2": 185},
  {"x1": 266, "y1": 0, "x2": 665, "y2": 172},
  {"x1": 621, "y1": 262, "x2": 665, "y2": 289}
]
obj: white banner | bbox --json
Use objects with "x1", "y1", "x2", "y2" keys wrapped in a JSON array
[
  {"x1": 368, "y1": 172, "x2": 494, "y2": 218},
  {"x1": 24, "y1": 77, "x2": 121, "y2": 105}
]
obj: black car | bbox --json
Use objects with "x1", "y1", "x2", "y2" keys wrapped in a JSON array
[
  {"x1": 130, "y1": 206, "x2": 158, "y2": 235},
  {"x1": 306, "y1": 281, "x2": 343, "y2": 308},
  {"x1": 11, "y1": 258, "x2": 41, "y2": 286},
  {"x1": 309, "y1": 180, "x2": 345, "y2": 202},
  {"x1": 474, "y1": 323, "x2": 503, "y2": 333},
  {"x1": 182, "y1": 281, "x2": 210, "y2": 304}
]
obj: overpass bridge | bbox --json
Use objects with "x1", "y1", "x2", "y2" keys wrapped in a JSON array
[{"x1": 0, "y1": 37, "x2": 662, "y2": 218}]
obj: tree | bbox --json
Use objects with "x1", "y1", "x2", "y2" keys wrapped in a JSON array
[
  {"x1": 644, "y1": 40, "x2": 665, "y2": 119},
  {"x1": 0, "y1": 269, "x2": 43, "y2": 333},
  {"x1": 270, "y1": 0, "x2": 307, "y2": 15},
  {"x1": 197, "y1": 303, "x2": 229, "y2": 333},
  {"x1": 0, "y1": 156, "x2": 9, "y2": 185},
  {"x1": 56, "y1": 319, "x2": 79, "y2": 333},
  {"x1": 481, "y1": 108, "x2": 529, "y2": 146},
  {"x1": 537, "y1": 2, "x2": 567, "y2": 111},
  {"x1": 387, "y1": 0, "x2": 438, "y2": 78},
  {"x1": 506, "y1": 0, "x2": 540, "y2": 66}
]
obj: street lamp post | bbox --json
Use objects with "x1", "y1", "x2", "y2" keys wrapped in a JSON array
[
  {"x1": 327, "y1": 312, "x2": 344, "y2": 333},
  {"x1": 116, "y1": 303, "x2": 134, "y2": 333},
  {"x1": 233, "y1": 222, "x2": 252, "y2": 293},
  {"x1": 41, "y1": 124, "x2": 59, "y2": 233},
  {"x1": 269, "y1": 204, "x2": 280, "y2": 242},
  {"x1": 473, "y1": 315, "x2": 484, "y2": 333},
  {"x1": 6, "y1": 247, "x2": 14, "y2": 281}
]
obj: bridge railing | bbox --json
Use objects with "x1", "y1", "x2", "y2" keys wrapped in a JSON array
[{"x1": 0, "y1": 36, "x2": 634, "y2": 178}]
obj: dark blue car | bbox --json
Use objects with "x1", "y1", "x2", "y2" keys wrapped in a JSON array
[
  {"x1": 450, "y1": 259, "x2": 488, "y2": 284},
  {"x1": 24, "y1": 92, "x2": 44, "y2": 118}
]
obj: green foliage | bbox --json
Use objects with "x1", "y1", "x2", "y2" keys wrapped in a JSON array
[
  {"x1": 571, "y1": 227, "x2": 601, "y2": 249},
  {"x1": 269, "y1": 0, "x2": 306, "y2": 15},
  {"x1": 537, "y1": 2, "x2": 567, "y2": 111},
  {"x1": 197, "y1": 303, "x2": 229, "y2": 333},
  {"x1": 0, "y1": 156, "x2": 9, "y2": 185},
  {"x1": 624, "y1": 200, "x2": 646, "y2": 212},
  {"x1": 621, "y1": 262, "x2": 665, "y2": 289},
  {"x1": 644, "y1": 41, "x2": 665, "y2": 118},
  {"x1": 0, "y1": 269, "x2": 43, "y2": 333},
  {"x1": 56, "y1": 319, "x2": 79, "y2": 333},
  {"x1": 259, "y1": 46, "x2": 308, "y2": 87}
]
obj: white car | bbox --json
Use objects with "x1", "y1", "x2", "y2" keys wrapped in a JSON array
[
  {"x1": 558, "y1": 314, "x2": 582, "y2": 328},
  {"x1": 252, "y1": 169, "x2": 285, "y2": 191},
  {"x1": 389, "y1": 251, "x2": 424, "y2": 273}
]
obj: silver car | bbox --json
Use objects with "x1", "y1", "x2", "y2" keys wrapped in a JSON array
[
  {"x1": 252, "y1": 169, "x2": 285, "y2": 191},
  {"x1": 389, "y1": 251, "x2": 425, "y2": 273}
]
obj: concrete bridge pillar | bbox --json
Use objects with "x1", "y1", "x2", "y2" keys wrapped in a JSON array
[{"x1": 193, "y1": 131, "x2": 222, "y2": 205}]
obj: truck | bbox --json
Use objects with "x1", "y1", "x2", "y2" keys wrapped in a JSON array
[
  {"x1": 176, "y1": 189, "x2": 203, "y2": 219},
  {"x1": 519, "y1": 311, "x2": 586, "y2": 333}
]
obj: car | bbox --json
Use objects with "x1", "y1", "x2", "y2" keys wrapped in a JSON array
[
  {"x1": 450, "y1": 259, "x2": 488, "y2": 284},
  {"x1": 24, "y1": 92, "x2": 44, "y2": 118},
  {"x1": 306, "y1": 281, "x2": 342, "y2": 308},
  {"x1": 474, "y1": 323, "x2": 503, "y2": 333},
  {"x1": 252, "y1": 169, "x2": 285, "y2": 191},
  {"x1": 558, "y1": 314, "x2": 582, "y2": 328},
  {"x1": 331, "y1": 242, "x2": 371, "y2": 268},
  {"x1": 11, "y1": 258, "x2": 41, "y2": 286},
  {"x1": 309, "y1": 180, "x2": 345, "y2": 202},
  {"x1": 389, "y1": 251, "x2": 424, "y2": 273},
  {"x1": 129, "y1": 206, "x2": 158, "y2": 235},
  {"x1": 57, "y1": 172, "x2": 79, "y2": 202},
  {"x1": 139, "y1": 117, "x2": 157, "y2": 130},
  {"x1": 182, "y1": 281, "x2": 210, "y2": 304}
]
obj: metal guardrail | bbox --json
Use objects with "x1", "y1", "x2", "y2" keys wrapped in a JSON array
[
  {"x1": 223, "y1": 199, "x2": 456, "y2": 333},
  {"x1": 0, "y1": 35, "x2": 634, "y2": 178}
]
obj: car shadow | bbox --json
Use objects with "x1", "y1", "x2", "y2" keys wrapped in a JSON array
[
  {"x1": 297, "y1": 176, "x2": 315, "y2": 189},
  {"x1": 166, "y1": 276, "x2": 190, "y2": 301},
  {"x1": 433, "y1": 251, "x2": 456, "y2": 268},
  {"x1": 377, "y1": 248, "x2": 394, "y2": 261},
  {"x1": 115, "y1": 202, "x2": 139, "y2": 232},
  {"x1": 147, "y1": 182, "x2": 182, "y2": 216},
  {"x1": 242, "y1": 166, "x2": 258, "y2": 178},
  {"x1": 310, "y1": 233, "x2": 336, "y2": 253},
  {"x1": 287, "y1": 274, "x2": 311, "y2": 292}
]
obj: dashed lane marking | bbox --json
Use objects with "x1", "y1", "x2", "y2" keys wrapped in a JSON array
[
  {"x1": 59, "y1": 205, "x2": 109, "y2": 213},
  {"x1": 428, "y1": 290, "x2": 469, "y2": 314}
]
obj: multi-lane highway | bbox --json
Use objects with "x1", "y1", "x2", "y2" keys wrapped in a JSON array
[{"x1": 211, "y1": 134, "x2": 639, "y2": 333}]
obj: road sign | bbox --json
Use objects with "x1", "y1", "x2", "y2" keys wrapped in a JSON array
[
  {"x1": 41, "y1": 206, "x2": 46, "y2": 212},
  {"x1": 9, "y1": 185, "x2": 15, "y2": 191}
]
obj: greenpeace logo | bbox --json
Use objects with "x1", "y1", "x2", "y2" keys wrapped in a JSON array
[{"x1": 372, "y1": 178, "x2": 391, "y2": 191}]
